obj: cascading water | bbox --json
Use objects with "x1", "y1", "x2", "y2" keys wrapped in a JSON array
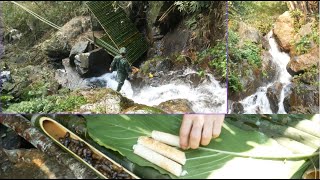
[
  {"x1": 239, "y1": 31, "x2": 292, "y2": 114},
  {"x1": 85, "y1": 68, "x2": 227, "y2": 113}
]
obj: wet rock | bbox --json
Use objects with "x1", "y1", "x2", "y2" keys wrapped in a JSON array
[
  {"x1": 161, "y1": 21, "x2": 190, "y2": 57},
  {"x1": 156, "y1": 99, "x2": 194, "y2": 113},
  {"x1": 287, "y1": 47, "x2": 319, "y2": 76},
  {"x1": 75, "y1": 88, "x2": 134, "y2": 114},
  {"x1": 74, "y1": 48, "x2": 112, "y2": 78},
  {"x1": 283, "y1": 96, "x2": 290, "y2": 113},
  {"x1": 231, "y1": 102, "x2": 244, "y2": 114},
  {"x1": 261, "y1": 34, "x2": 271, "y2": 50},
  {"x1": 273, "y1": 11, "x2": 295, "y2": 52},
  {"x1": 266, "y1": 82, "x2": 283, "y2": 113},
  {"x1": 286, "y1": 83, "x2": 319, "y2": 113},
  {"x1": 0, "y1": 71, "x2": 13, "y2": 83},
  {"x1": 261, "y1": 50, "x2": 277, "y2": 83},
  {"x1": 55, "y1": 58, "x2": 89, "y2": 90},
  {"x1": 122, "y1": 104, "x2": 165, "y2": 114},
  {"x1": 238, "y1": 22, "x2": 261, "y2": 45}
]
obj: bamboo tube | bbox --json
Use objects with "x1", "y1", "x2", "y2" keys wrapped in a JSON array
[
  {"x1": 227, "y1": 117, "x2": 320, "y2": 149},
  {"x1": 133, "y1": 144, "x2": 187, "y2": 177},
  {"x1": 138, "y1": 136, "x2": 186, "y2": 165},
  {"x1": 151, "y1": 131, "x2": 180, "y2": 148},
  {"x1": 289, "y1": 119, "x2": 320, "y2": 138}
]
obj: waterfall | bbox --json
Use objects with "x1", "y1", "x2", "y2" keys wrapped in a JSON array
[
  {"x1": 85, "y1": 68, "x2": 227, "y2": 113},
  {"x1": 240, "y1": 31, "x2": 292, "y2": 114}
]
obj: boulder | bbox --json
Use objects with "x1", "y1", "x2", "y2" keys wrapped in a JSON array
[
  {"x1": 231, "y1": 102, "x2": 244, "y2": 114},
  {"x1": 266, "y1": 82, "x2": 283, "y2": 113},
  {"x1": 41, "y1": 16, "x2": 91, "y2": 61},
  {"x1": 298, "y1": 22, "x2": 313, "y2": 37},
  {"x1": 122, "y1": 104, "x2": 165, "y2": 114},
  {"x1": 238, "y1": 22, "x2": 261, "y2": 45},
  {"x1": 69, "y1": 41, "x2": 93, "y2": 65},
  {"x1": 55, "y1": 58, "x2": 89, "y2": 90},
  {"x1": 285, "y1": 83, "x2": 319, "y2": 113},
  {"x1": 273, "y1": 11, "x2": 295, "y2": 52},
  {"x1": 287, "y1": 47, "x2": 319, "y2": 76},
  {"x1": 261, "y1": 34, "x2": 271, "y2": 50},
  {"x1": 75, "y1": 88, "x2": 134, "y2": 114},
  {"x1": 156, "y1": 99, "x2": 194, "y2": 113}
]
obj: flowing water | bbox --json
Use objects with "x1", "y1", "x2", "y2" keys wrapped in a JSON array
[
  {"x1": 86, "y1": 68, "x2": 227, "y2": 113},
  {"x1": 239, "y1": 31, "x2": 292, "y2": 114}
]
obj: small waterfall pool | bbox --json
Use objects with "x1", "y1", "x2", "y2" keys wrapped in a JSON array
[
  {"x1": 85, "y1": 68, "x2": 227, "y2": 113},
  {"x1": 239, "y1": 31, "x2": 292, "y2": 114}
]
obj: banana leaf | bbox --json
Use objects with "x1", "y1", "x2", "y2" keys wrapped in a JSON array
[{"x1": 85, "y1": 115, "x2": 318, "y2": 179}]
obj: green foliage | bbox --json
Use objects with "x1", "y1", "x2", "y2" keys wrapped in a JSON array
[
  {"x1": 292, "y1": 65, "x2": 319, "y2": 88},
  {"x1": 174, "y1": 1, "x2": 211, "y2": 14},
  {"x1": 196, "y1": 70, "x2": 205, "y2": 78},
  {"x1": 294, "y1": 36, "x2": 312, "y2": 55},
  {"x1": 185, "y1": 16, "x2": 197, "y2": 30},
  {"x1": 228, "y1": 70, "x2": 243, "y2": 92},
  {"x1": 289, "y1": 9, "x2": 304, "y2": 32},
  {"x1": 240, "y1": 41, "x2": 262, "y2": 67},
  {"x1": 3, "y1": 1, "x2": 89, "y2": 47},
  {"x1": 229, "y1": 1, "x2": 288, "y2": 35},
  {"x1": 293, "y1": 21, "x2": 319, "y2": 55},
  {"x1": 208, "y1": 41, "x2": 227, "y2": 79},
  {"x1": 227, "y1": 30, "x2": 262, "y2": 92},
  {"x1": 5, "y1": 95, "x2": 87, "y2": 113}
]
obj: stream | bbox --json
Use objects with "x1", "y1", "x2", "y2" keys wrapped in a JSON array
[
  {"x1": 239, "y1": 31, "x2": 292, "y2": 114},
  {"x1": 86, "y1": 68, "x2": 227, "y2": 113}
]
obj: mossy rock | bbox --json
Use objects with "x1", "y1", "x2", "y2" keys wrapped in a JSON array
[{"x1": 122, "y1": 104, "x2": 166, "y2": 114}]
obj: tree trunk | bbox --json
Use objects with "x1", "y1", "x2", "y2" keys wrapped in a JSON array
[
  {"x1": 0, "y1": 114, "x2": 100, "y2": 179},
  {"x1": 287, "y1": 1, "x2": 319, "y2": 14},
  {"x1": 3, "y1": 148, "x2": 76, "y2": 178}
]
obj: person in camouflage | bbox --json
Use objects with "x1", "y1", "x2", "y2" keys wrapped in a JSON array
[{"x1": 109, "y1": 47, "x2": 132, "y2": 92}]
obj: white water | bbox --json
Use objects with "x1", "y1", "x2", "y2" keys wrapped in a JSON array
[
  {"x1": 240, "y1": 31, "x2": 292, "y2": 114},
  {"x1": 85, "y1": 68, "x2": 227, "y2": 113}
]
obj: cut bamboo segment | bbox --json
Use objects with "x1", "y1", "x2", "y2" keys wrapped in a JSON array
[
  {"x1": 133, "y1": 144, "x2": 186, "y2": 177},
  {"x1": 138, "y1": 136, "x2": 186, "y2": 165},
  {"x1": 151, "y1": 130, "x2": 181, "y2": 148}
]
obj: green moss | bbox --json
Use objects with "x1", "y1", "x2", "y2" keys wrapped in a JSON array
[
  {"x1": 123, "y1": 104, "x2": 166, "y2": 114},
  {"x1": 4, "y1": 94, "x2": 87, "y2": 113}
]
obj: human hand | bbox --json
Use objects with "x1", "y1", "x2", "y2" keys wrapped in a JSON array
[
  {"x1": 109, "y1": 67, "x2": 112, "y2": 71},
  {"x1": 179, "y1": 114, "x2": 224, "y2": 150}
]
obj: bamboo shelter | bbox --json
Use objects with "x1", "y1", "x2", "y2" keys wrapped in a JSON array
[{"x1": 86, "y1": 1, "x2": 148, "y2": 64}]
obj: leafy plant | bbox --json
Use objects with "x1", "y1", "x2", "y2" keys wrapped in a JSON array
[
  {"x1": 86, "y1": 115, "x2": 316, "y2": 179},
  {"x1": 174, "y1": 1, "x2": 210, "y2": 14},
  {"x1": 294, "y1": 36, "x2": 311, "y2": 55},
  {"x1": 4, "y1": 95, "x2": 87, "y2": 113}
]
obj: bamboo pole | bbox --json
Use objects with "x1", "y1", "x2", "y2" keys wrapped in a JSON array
[{"x1": 0, "y1": 114, "x2": 100, "y2": 179}]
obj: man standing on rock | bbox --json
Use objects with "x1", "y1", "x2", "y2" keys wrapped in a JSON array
[{"x1": 109, "y1": 47, "x2": 132, "y2": 92}]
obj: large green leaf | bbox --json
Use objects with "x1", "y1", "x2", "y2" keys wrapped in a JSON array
[{"x1": 85, "y1": 115, "x2": 317, "y2": 179}]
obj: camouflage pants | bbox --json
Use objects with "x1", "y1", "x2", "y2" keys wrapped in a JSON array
[{"x1": 116, "y1": 72, "x2": 127, "y2": 92}]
